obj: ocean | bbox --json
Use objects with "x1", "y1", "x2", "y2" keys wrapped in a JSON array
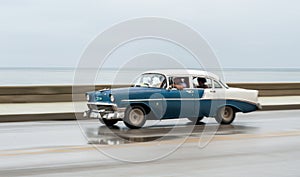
[{"x1": 0, "y1": 68, "x2": 299, "y2": 86}]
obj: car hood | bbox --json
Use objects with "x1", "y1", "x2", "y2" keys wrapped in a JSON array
[{"x1": 87, "y1": 87, "x2": 162, "y2": 103}]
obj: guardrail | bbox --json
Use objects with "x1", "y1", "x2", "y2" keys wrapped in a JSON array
[
  {"x1": 228, "y1": 83, "x2": 300, "y2": 97},
  {"x1": 0, "y1": 85, "x2": 115, "y2": 103},
  {"x1": 0, "y1": 83, "x2": 299, "y2": 122},
  {"x1": 0, "y1": 83, "x2": 299, "y2": 103}
]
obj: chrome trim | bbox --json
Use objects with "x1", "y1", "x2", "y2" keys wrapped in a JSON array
[
  {"x1": 85, "y1": 102, "x2": 125, "y2": 120},
  {"x1": 84, "y1": 110, "x2": 125, "y2": 119},
  {"x1": 87, "y1": 102, "x2": 117, "y2": 107},
  {"x1": 121, "y1": 98, "x2": 261, "y2": 107},
  {"x1": 121, "y1": 98, "x2": 197, "y2": 102},
  {"x1": 256, "y1": 103, "x2": 262, "y2": 110},
  {"x1": 186, "y1": 90, "x2": 194, "y2": 94},
  {"x1": 122, "y1": 98, "x2": 249, "y2": 102},
  {"x1": 103, "y1": 112, "x2": 125, "y2": 119}
]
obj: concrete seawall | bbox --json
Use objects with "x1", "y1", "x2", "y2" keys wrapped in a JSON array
[
  {"x1": 0, "y1": 83, "x2": 299, "y2": 103},
  {"x1": 0, "y1": 83, "x2": 299, "y2": 122},
  {"x1": 228, "y1": 83, "x2": 300, "y2": 97}
]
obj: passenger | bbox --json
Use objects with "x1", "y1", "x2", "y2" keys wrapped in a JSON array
[
  {"x1": 173, "y1": 77, "x2": 186, "y2": 90},
  {"x1": 197, "y1": 77, "x2": 208, "y2": 88}
]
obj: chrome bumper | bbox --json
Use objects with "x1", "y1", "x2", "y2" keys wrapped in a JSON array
[
  {"x1": 84, "y1": 102, "x2": 125, "y2": 120},
  {"x1": 256, "y1": 103, "x2": 262, "y2": 110}
]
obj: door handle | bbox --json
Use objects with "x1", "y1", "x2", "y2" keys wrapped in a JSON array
[
  {"x1": 210, "y1": 90, "x2": 216, "y2": 93},
  {"x1": 186, "y1": 90, "x2": 194, "y2": 94}
]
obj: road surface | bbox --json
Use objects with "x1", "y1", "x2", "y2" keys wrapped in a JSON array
[{"x1": 0, "y1": 110, "x2": 299, "y2": 177}]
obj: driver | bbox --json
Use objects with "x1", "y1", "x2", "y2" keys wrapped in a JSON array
[{"x1": 197, "y1": 77, "x2": 208, "y2": 88}]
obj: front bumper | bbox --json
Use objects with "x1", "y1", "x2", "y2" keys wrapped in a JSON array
[{"x1": 84, "y1": 102, "x2": 125, "y2": 120}]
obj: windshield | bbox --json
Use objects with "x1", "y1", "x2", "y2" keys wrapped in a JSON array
[{"x1": 134, "y1": 73, "x2": 166, "y2": 88}]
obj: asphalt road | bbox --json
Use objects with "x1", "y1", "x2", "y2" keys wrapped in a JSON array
[{"x1": 0, "y1": 110, "x2": 299, "y2": 177}]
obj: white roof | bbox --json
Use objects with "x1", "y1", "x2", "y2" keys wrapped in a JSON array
[{"x1": 144, "y1": 69, "x2": 220, "y2": 80}]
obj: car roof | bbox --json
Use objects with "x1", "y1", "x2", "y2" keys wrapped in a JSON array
[{"x1": 144, "y1": 69, "x2": 220, "y2": 80}]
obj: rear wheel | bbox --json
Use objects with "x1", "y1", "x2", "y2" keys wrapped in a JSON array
[
  {"x1": 99, "y1": 118, "x2": 118, "y2": 127},
  {"x1": 215, "y1": 106, "x2": 236, "y2": 124},
  {"x1": 124, "y1": 106, "x2": 147, "y2": 129}
]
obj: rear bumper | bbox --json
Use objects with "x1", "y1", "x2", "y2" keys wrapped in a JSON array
[{"x1": 256, "y1": 103, "x2": 262, "y2": 110}]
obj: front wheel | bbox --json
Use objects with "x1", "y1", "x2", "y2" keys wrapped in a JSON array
[
  {"x1": 99, "y1": 118, "x2": 118, "y2": 127},
  {"x1": 124, "y1": 106, "x2": 147, "y2": 129},
  {"x1": 215, "y1": 106, "x2": 236, "y2": 124}
]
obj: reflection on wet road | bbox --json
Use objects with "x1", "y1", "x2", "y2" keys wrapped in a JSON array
[{"x1": 85, "y1": 122, "x2": 257, "y2": 145}]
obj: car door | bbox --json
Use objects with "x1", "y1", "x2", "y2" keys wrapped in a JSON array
[
  {"x1": 192, "y1": 77, "x2": 207, "y2": 117},
  {"x1": 160, "y1": 76, "x2": 195, "y2": 118},
  {"x1": 201, "y1": 79, "x2": 226, "y2": 116}
]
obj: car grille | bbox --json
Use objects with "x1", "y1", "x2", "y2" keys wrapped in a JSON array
[{"x1": 88, "y1": 104, "x2": 115, "y2": 112}]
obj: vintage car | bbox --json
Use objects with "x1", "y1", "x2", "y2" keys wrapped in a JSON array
[{"x1": 84, "y1": 69, "x2": 261, "y2": 129}]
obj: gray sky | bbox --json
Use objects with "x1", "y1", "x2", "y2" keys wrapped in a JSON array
[{"x1": 0, "y1": 0, "x2": 299, "y2": 68}]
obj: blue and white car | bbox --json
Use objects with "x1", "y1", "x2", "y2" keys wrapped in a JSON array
[{"x1": 84, "y1": 69, "x2": 261, "y2": 129}]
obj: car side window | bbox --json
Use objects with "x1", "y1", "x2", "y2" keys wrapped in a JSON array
[
  {"x1": 193, "y1": 77, "x2": 212, "y2": 89},
  {"x1": 206, "y1": 79, "x2": 213, "y2": 89},
  {"x1": 213, "y1": 80, "x2": 223, "y2": 89},
  {"x1": 170, "y1": 77, "x2": 190, "y2": 90}
]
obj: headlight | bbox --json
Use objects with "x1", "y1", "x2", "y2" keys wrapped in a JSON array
[
  {"x1": 86, "y1": 94, "x2": 90, "y2": 101},
  {"x1": 110, "y1": 94, "x2": 115, "y2": 102}
]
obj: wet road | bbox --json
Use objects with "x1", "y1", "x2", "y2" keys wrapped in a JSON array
[{"x1": 0, "y1": 110, "x2": 299, "y2": 177}]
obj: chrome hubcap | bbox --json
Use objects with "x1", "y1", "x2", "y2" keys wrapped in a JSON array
[
  {"x1": 129, "y1": 109, "x2": 144, "y2": 125},
  {"x1": 222, "y1": 107, "x2": 233, "y2": 121}
]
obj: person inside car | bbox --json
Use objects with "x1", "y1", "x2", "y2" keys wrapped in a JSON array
[
  {"x1": 173, "y1": 77, "x2": 187, "y2": 90},
  {"x1": 197, "y1": 77, "x2": 208, "y2": 88}
]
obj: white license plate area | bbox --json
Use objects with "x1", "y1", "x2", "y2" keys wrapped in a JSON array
[{"x1": 90, "y1": 112, "x2": 101, "y2": 118}]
